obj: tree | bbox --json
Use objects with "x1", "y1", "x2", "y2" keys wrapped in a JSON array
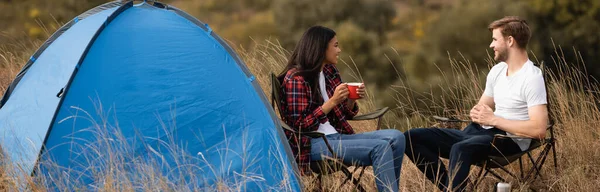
[
  {"x1": 527, "y1": 0, "x2": 600, "y2": 78},
  {"x1": 273, "y1": 0, "x2": 402, "y2": 93}
]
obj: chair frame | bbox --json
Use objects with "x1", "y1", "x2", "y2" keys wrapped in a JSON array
[
  {"x1": 432, "y1": 63, "x2": 558, "y2": 190},
  {"x1": 270, "y1": 73, "x2": 389, "y2": 192}
]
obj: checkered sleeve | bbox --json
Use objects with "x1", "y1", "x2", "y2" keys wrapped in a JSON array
[
  {"x1": 326, "y1": 64, "x2": 360, "y2": 117},
  {"x1": 343, "y1": 101, "x2": 359, "y2": 117},
  {"x1": 284, "y1": 75, "x2": 328, "y2": 132}
]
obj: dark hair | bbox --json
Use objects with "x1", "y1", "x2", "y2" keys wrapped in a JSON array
[
  {"x1": 278, "y1": 26, "x2": 336, "y2": 104},
  {"x1": 488, "y1": 16, "x2": 531, "y2": 49}
]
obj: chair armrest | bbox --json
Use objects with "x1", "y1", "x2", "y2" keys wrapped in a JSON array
[
  {"x1": 279, "y1": 120, "x2": 325, "y2": 138},
  {"x1": 303, "y1": 131, "x2": 326, "y2": 138},
  {"x1": 493, "y1": 134, "x2": 533, "y2": 140},
  {"x1": 280, "y1": 121, "x2": 295, "y2": 132},
  {"x1": 280, "y1": 120, "x2": 338, "y2": 158},
  {"x1": 432, "y1": 115, "x2": 470, "y2": 123},
  {"x1": 350, "y1": 107, "x2": 389, "y2": 121}
]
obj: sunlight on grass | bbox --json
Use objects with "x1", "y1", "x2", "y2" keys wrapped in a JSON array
[{"x1": 0, "y1": 39, "x2": 599, "y2": 191}]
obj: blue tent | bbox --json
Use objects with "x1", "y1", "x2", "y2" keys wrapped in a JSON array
[{"x1": 0, "y1": 1, "x2": 300, "y2": 190}]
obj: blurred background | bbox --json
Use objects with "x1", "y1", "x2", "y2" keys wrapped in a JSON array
[
  {"x1": 1, "y1": 0, "x2": 599, "y2": 110},
  {"x1": 2, "y1": 1, "x2": 600, "y2": 190}
]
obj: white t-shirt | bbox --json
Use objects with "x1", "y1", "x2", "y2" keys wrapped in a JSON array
[
  {"x1": 483, "y1": 60, "x2": 547, "y2": 151},
  {"x1": 316, "y1": 72, "x2": 339, "y2": 135}
]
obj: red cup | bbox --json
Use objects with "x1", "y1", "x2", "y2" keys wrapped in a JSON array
[{"x1": 347, "y1": 82, "x2": 363, "y2": 99}]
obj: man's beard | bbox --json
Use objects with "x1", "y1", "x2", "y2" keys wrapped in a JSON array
[{"x1": 494, "y1": 48, "x2": 509, "y2": 62}]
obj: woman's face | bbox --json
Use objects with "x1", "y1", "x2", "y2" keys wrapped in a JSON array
[{"x1": 324, "y1": 36, "x2": 341, "y2": 65}]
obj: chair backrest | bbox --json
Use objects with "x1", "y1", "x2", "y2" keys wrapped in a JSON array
[
  {"x1": 270, "y1": 73, "x2": 285, "y2": 117},
  {"x1": 538, "y1": 62, "x2": 556, "y2": 141}
]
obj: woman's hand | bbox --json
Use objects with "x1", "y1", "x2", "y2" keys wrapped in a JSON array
[
  {"x1": 355, "y1": 83, "x2": 366, "y2": 100},
  {"x1": 330, "y1": 83, "x2": 349, "y2": 104},
  {"x1": 322, "y1": 83, "x2": 348, "y2": 114}
]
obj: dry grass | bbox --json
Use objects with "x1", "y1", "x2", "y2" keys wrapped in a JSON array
[
  {"x1": 240, "y1": 40, "x2": 600, "y2": 192},
  {"x1": 0, "y1": 39, "x2": 599, "y2": 191}
]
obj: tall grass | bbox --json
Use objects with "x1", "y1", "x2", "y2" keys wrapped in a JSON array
[
  {"x1": 240, "y1": 40, "x2": 600, "y2": 191},
  {"x1": 1, "y1": 39, "x2": 599, "y2": 191},
  {"x1": 0, "y1": 95, "x2": 298, "y2": 191}
]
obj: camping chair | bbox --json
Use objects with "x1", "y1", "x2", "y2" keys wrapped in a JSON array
[
  {"x1": 432, "y1": 63, "x2": 558, "y2": 190},
  {"x1": 270, "y1": 73, "x2": 389, "y2": 192}
]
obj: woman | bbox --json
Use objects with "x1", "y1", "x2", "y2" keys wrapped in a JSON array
[{"x1": 277, "y1": 26, "x2": 405, "y2": 192}]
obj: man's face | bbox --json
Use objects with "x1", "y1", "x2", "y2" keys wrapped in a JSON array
[{"x1": 489, "y1": 28, "x2": 509, "y2": 62}]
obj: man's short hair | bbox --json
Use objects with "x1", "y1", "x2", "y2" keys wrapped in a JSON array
[{"x1": 488, "y1": 16, "x2": 531, "y2": 49}]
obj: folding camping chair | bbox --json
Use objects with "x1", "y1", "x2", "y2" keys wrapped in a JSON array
[
  {"x1": 432, "y1": 63, "x2": 558, "y2": 190},
  {"x1": 270, "y1": 73, "x2": 389, "y2": 192}
]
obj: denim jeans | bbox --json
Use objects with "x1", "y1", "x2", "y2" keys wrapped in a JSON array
[
  {"x1": 404, "y1": 123, "x2": 522, "y2": 192},
  {"x1": 310, "y1": 129, "x2": 405, "y2": 192}
]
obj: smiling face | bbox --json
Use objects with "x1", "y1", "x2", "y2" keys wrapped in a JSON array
[
  {"x1": 324, "y1": 36, "x2": 341, "y2": 65},
  {"x1": 489, "y1": 28, "x2": 509, "y2": 62}
]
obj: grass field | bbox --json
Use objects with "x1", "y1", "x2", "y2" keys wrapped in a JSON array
[{"x1": 1, "y1": 40, "x2": 599, "y2": 191}]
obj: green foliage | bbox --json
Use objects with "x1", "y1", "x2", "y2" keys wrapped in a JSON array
[
  {"x1": 404, "y1": 0, "x2": 525, "y2": 83},
  {"x1": 0, "y1": 0, "x2": 110, "y2": 50},
  {"x1": 2, "y1": 0, "x2": 599, "y2": 108},
  {"x1": 273, "y1": 0, "x2": 395, "y2": 47},
  {"x1": 273, "y1": 0, "x2": 402, "y2": 100},
  {"x1": 526, "y1": 0, "x2": 600, "y2": 77},
  {"x1": 171, "y1": 0, "x2": 276, "y2": 49},
  {"x1": 405, "y1": 0, "x2": 600, "y2": 83}
]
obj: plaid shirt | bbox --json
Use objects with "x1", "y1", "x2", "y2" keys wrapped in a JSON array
[{"x1": 280, "y1": 64, "x2": 359, "y2": 174}]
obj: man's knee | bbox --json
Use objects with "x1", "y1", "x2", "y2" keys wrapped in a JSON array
[
  {"x1": 404, "y1": 128, "x2": 430, "y2": 143},
  {"x1": 450, "y1": 141, "x2": 486, "y2": 158},
  {"x1": 403, "y1": 128, "x2": 429, "y2": 155},
  {"x1": 450, "y1": 142, "x2": 470, "y2": 155}
]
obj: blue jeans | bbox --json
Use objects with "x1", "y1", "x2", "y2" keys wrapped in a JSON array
[{"x1": 310, "y1": 129, "x2": 405, "y2": 192}]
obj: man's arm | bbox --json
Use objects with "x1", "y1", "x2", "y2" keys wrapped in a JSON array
[
  {"x1": 477, "y1": 104, "x2": 548, "y2": 139},
  {"x1": 493, "y1": 71, "x2": 548, "y2": 139},
  {"x1": 477, "y1": 95, "x2": 495, "y2": 109},
  {"x1": 470, "y1": 95, "x2": 494, "y2": 122}
]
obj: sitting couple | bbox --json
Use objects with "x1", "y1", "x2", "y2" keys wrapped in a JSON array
[{"x1": 277, "y1": 16, "x2": 548, "y2": 192}]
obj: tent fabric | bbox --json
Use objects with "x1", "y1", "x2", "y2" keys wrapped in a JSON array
[{"x1": 0, "y1": 1, "x2": 300, "y2": 191}]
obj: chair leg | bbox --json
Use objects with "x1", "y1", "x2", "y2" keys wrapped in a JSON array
[
  {"x1": 339, "y1": 166, "x2": 353, "y2": 186},
  {"x1": 533, "y1": 145, "x2": 552, "y2": 180},
  {"x1": 340, "y1": 166, "x2": 353, "y2": 184},
  {"x1": 487, "y1": 169, "x2": 507, "y2": 182},
  {"x1": 551, "y1": 141, "x2": 558, "y2": 173},
  {"x1": 356, "y1": 166, "x2": 366, "y2": 184},
  {"x1": 488, "y1": 159, "x2": 518, "y2": 180},
  {"x1": 338, "y1": 166, "x2": 365, "y2": 192},
  {"x1": 519, "y1": 156, "x2": 524, "y2": 180},
  {"x1": 471, "y1": 165, "x2": 486, "y2": 191},
  {"x1": 353, "y1": 166, "x2": 367, "y2": 192},
  {"x1": 524, "y1": 151, "x2": 544, "y2": 181},
  {"x1": 315, "y1": 174, "x2": 323, "y2": 192},
  {"x1": 493, "y1": 163, "x2": 518, "y2": 180}
]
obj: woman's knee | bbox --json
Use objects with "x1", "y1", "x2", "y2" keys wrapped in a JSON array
[
  {"x1": 372, "y1": 140, "x2": 393, "y2": 153},
  {"x1": 381, "y1": 129, "x2": 405, "y2": 142}
]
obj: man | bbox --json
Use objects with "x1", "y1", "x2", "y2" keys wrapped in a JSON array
[{"x1": 404, "y1": 16, "x2": 548, "y2": 191}]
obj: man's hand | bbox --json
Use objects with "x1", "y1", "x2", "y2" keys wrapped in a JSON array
[
  {"x1": 469, "y1": 105, "x2": 480, "y2": 122},
  {"x1": 470, "y1": 104, "x2": 497, "y2": 126}
]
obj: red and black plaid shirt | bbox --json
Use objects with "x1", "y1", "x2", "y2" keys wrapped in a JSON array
[{"x1": 279, "y1": 64, "x2": 359, "y2": 174}]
